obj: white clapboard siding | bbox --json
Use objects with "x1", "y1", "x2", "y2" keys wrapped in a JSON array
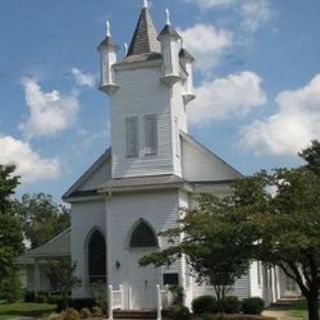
[
  {"x1": 170, "y1": 81, "x2": 188, "y2": 177},
  {"x1": 107, "y1": 190, "x2": 181, "y2": 307},
  {"x1": 249, "y1": 261, "x2": 264, "y2": 298},
  {"x1": 111, "y1": 66, "x2": 187, "y2": 179},
  {"x1": 79, "y1": 157, "x2": 111, "y2": 191},
  {"x1": 71, "y1": 200, "x2": 106, "y2": 298},
  {"x1": 111, "y1": 67, "x2": 173, "y2": 178},
  {"x1": 181, "y1": 134, "x2": 242, "y2": 182}
]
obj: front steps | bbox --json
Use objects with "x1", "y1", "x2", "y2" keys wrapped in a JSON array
[{"x1": 114, "y1": 310, "x2": 157, "y2": 319}]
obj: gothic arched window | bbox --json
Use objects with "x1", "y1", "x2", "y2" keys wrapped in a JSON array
[
  {"x1": 129, "y1": 220, "x2": 158, "y2": 248},
  {"x1": 88, "y1": 230, "x2": 106, "y2": 283}
]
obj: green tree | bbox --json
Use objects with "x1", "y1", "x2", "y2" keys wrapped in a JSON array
[
  {"x1": 16, "y1": 193, "x2": 70, "y2": 248},
  {"x1": 140, "y1": 140, "x2": 320, "y2": 320},
  {"x1": 139, "y1": 194, "x2": 256, "y2": 300},
  {"x1": 0, "y1": 270, "x2": 23, "y2": 302},
  {"x1": 0, "y1": 165, "x2": 24, "y2": 282},
  {"x1": 247, "y1": 141, "x2": 320, "y2": 320},
  {"x1": 0, "y1": 165, "x2": 20, "y2": 214},
  {"x1": 212, "y1": 140, "x2": 320, "y2": 320},
  {"x1": 43, "y1": 258, "x2": 81, "y2": 309}
]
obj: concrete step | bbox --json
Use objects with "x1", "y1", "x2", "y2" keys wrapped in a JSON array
[{"x1": 114, "y1": 310, "x2": 157, "y2": 319}]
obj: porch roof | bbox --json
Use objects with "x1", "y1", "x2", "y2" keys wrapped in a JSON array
[
  {"x1": 98, "y1": 174, "x2": 193, "y2": 193},
  {"x1": 14, "y1": 228, "x2": 71, "y2": 265}
]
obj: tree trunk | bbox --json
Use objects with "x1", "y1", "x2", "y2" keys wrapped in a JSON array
[{"x1": 307, "y1": 294, "x2": 319, "y2": 320}]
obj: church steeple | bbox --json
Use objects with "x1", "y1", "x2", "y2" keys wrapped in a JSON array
[
  {"x1": 99, "y1": 3, "x2": 195, "y2": 179},
  {"x1": 127, "y1": 1, "x2": 160, "y2": 56}
]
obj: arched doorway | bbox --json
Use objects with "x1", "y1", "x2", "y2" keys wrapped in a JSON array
[{"x1": 128, "y1": 219, "x2": 160, "y2": 310}]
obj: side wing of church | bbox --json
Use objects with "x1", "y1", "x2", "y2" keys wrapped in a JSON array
[{"x1": 47, "y1": 1, "x2": 297, "y2": 310}]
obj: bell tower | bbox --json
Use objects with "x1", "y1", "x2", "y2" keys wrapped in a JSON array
[{"x1": 98, "y1": 1, "x2": 195, "y2": 179}]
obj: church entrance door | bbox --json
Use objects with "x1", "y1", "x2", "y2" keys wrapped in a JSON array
[{"x1": 128, "y1": 250, "x2": 160, "y2": 310}]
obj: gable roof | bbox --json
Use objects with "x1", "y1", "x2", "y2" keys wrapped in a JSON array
[
  {"x1": 62, "y1": 148, "x2": 111, "y2": 200},
  {"x1": 180, "y1": 131, "x2": 243, "y2": 182},
  {"x1": 127, "y1": 7, "x2": 160, "y2": 56},
  {"x1": 15, "y1": 228, "x2": 71, "y2": 264},
  {"x1": 62, "y1": 133, "x2": 243, "y2": 199}
]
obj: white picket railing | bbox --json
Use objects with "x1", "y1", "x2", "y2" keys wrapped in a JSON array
[
  {"x1": 157, "y1": 285, "x2": 173, "y2": 320},
  {"x1": 108, "y1": 285, "x2": 123, "y2": 320},
  {"x1": 160, "y1": 285, "x2": 172, "y2": 309},
  {"x1": 108, "y1": 284, "x2": 172, "y2": 320}
]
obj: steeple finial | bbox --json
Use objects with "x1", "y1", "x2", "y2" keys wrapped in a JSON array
[
  {"x1": 165, "y1": 8, "x2": 171, "y2": 26},
  {"x1": 143, "y1": 0, "x2": 148, "y2": 8},
  {"x1": 106, "y1": 20, "x2": 111, "y2": 37}
]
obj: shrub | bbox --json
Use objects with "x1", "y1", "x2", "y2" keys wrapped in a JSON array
[
  {"x1": 217, "y1": 296, "x2": 241, "y2": 314},
  {"x1": 169, "y1": 285, "x2": 184, "y2": 306},
  {"x1": 48, "y1": 294, "x2": 62, "y2": 305},
  {"x1": 35, "y1": 291, "x2": 49, "y2": 303},
  {"x1": 0, "y1": 272, "x2": 23, "y2": 302},
  {"x1": 48, "y1": 313, "x2": 65, "y2": 320},
  {"x1": 192, "y1": 295, "x2": 217, "y2": 314},
  {"x1": 92, "y1": 306, "x2": 103, "y2": 317},
  {"x1": 166, "y1": 304, "x2": 191, "y2": 320},
  {"x1": 56, "y1": 298, "x2": 97, "y2": 312},
  {"x1": 90, "y1": 281, "x2": 107, "y2": 313},
  {"x1": 24, "y1": 291, "x2": 36, "y2": 302},
  {"x1": 241, "y1": 297, "x2": 265, "y2": 315},
  {"x1": 65, "y1": 308, "x2": 80, "y2": 320},
  {"x1": 79, "y1": 308, "x2": 92, "y2": 319},
  {"x1": 71, "y1": 298, "x2": 97, "y2": 311},
  {"x1": 201, "y1": 315, "x2": 273, "y2": 320}
]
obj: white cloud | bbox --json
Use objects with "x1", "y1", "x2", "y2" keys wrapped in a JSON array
[
  {"x1": 240, "y1": 0, "x2": 271, "y2": 32},
  {"x1": 71, "y1": 68, "x2": 96, "y2": 88},
  {"x1": 241, "y1": 74, "x2": 320, "y2": 156},
  {"x1": 0, "y1": 135, "x2": 60, "y2": 184},
  {"x1": 188, "y1": 71, "x2": 266, "y2": 126},
  {"x1": 181, "y1": 0, "x2": 271, "y2": 33},
  {"x1": 183, "y1": 0, "x2": 236, "y2": 9},
  {"x1": 19, "y1": 77, "x2": 80, "y2": 139},
  {"x1": 178, "y1": 24, "x2": 233, "y2": 71}
]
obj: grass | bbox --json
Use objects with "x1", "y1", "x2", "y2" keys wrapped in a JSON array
[
  {"x1": 287, "y1": 300, "x2": 308, "y2": 319},
  {"x1": 0, "y1": 302, "x2": 56, "y2": 320}
]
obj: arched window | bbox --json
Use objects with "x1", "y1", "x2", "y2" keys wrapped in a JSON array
[
  {"x1": 129, "y1": 220, "x2": 158, "y2": 248},
  {"x1": 88, "y1": 230, "x2": 106, "y2": 284}
]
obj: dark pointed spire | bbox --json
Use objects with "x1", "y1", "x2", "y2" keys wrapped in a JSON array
[
  {"x1": 127, "y1": 3, "x2": 160, "y2": 56},
  {"x1": 98, "y1": 20, "x2": 118, "y2": 49}
]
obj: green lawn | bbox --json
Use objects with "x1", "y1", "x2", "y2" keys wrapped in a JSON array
[
  {"x1": 287, "y1": 300, "x2": 308, "y2": 319},
  {"x1": 0, "y1": 302, "x2": 56, "y2": 320}
]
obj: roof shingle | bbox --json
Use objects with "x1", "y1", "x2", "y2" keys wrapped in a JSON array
[{"x1": 127, "y1": 7, "x2": 160, "y2": 56}]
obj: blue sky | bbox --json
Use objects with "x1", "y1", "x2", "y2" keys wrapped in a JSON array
[{"x1": 0, "y1": 0, "x2": 319, "y2": 201}]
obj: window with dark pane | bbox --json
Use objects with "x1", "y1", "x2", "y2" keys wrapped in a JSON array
[
  {"x1": 163, "y1": 273, "x2": 179, "y2": 285},
  {"x1": 130, "y1": 221, "x2": 158, "y2": 248},
  {"x1": 88, "y1": 230, "x2": 106, "y2": 283}
]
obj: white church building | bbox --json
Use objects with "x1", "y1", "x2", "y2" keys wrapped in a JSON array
[{"x1": 17, "y1": 1, "x2": 300, "y2": 311}]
